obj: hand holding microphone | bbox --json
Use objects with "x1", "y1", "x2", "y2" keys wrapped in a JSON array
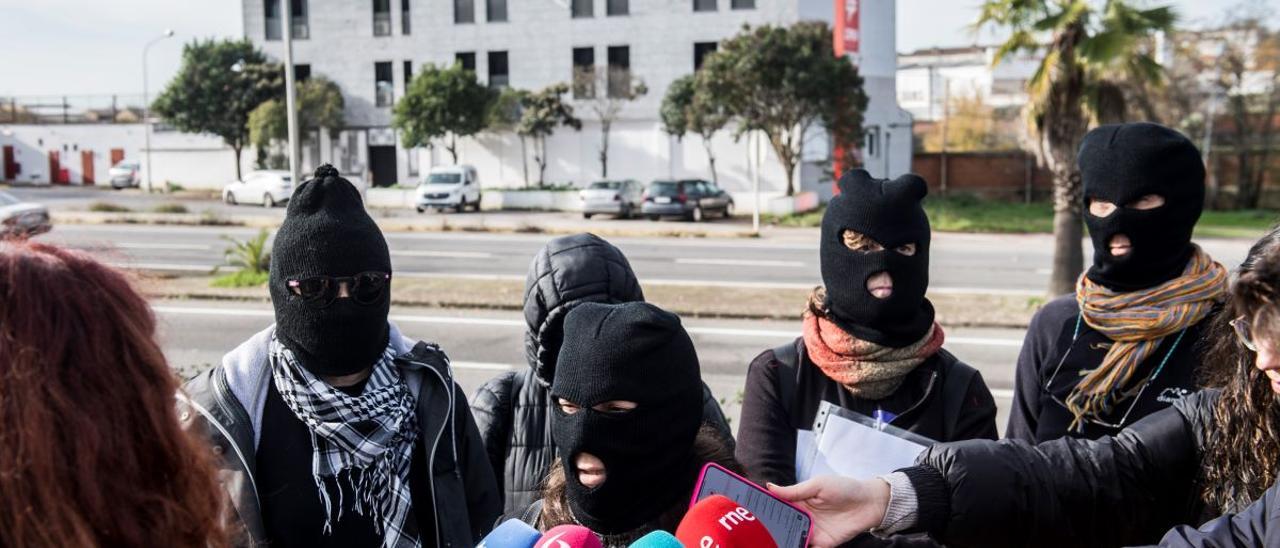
[{"x1": 767, "y1": 476, "x2": 890, "y2": 548}]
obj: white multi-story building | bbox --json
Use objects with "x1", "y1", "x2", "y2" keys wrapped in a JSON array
[
  {"x1": 244, "y1": 0, "x2": 911, "y2": 201},
  {"x1": 896, "y1": 45, "x2": 1040, "y2": 122}
]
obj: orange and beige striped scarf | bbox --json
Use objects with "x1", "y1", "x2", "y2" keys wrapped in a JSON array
[{"x1": 1068, "y1": 246, "x2": 1227, "y2": 430}]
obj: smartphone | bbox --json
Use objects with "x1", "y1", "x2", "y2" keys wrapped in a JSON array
[{"x1": 690, "y1": 462, "x2": 813, "y2": 548}]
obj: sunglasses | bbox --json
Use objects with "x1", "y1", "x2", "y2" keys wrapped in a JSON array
[
  {"x1": 286, "y1": 271, "x2": 391, "y2": 308},
  {"x1": 1231, "y1": 315, "x2": 1259, "y2": 352}
]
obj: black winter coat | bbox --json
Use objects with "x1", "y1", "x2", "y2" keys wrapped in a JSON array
[
  {"x1": 1154, "y1": 478, "x2": 1280, "y2": 547},
  {"x1": 900, "y1": 389, "x2": 1221, "y2": 548},
  {"x1": 470, "y1": 233, "x2": 734, "y2": 515}
]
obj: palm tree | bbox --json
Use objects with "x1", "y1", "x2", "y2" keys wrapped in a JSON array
[{"x1": 975, "y1": 0, "x2": 1176, "y2": 295}]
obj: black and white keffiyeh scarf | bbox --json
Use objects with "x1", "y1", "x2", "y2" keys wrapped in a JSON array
[{"x1": 269, "y1": 334, "x2": 421, "y2": 548}]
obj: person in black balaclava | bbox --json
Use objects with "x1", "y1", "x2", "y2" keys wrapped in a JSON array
[
  {"x1": 524, "y1": 302, "x2": 737, "y2": 546},
  {"x1": 181, "y1": 165, "x2": 501, "y2": 548},
  {"x1": 736, "y1": 169, "x2": 998, "y2": 529},
  {"x1": 1006, "y1": 122, "x2": 1228, "y2": 443}
]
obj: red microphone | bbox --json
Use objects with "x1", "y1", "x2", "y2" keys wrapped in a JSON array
[
  {"x1": 676, "y1": 495, "x2": 777, "y2": 548},
  {"x1": 534, "y1": 524, "x2": 603, "y2": 548}
]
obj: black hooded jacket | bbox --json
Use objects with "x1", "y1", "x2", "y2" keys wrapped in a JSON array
[{"x1": 470, "y1": 234, "x2": 734, "y2": 514}]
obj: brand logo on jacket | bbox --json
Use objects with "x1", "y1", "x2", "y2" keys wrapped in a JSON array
[{"x1": 1157, "y1": 387, "x2": 1192, "y2": 404}]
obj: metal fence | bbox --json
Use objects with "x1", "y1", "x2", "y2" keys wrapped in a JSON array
[{"x1": 0, "y1": 94, "x2": 148, "y2": 125}]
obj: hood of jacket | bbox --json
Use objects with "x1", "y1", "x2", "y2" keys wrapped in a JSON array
[{"x1": 522, "y1": 233, "x2": 644, "y2": 386}]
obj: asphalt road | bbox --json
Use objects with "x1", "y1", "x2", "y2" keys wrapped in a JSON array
[
  {"x1": 154, "y1": 300, "x2": 1024, "y2": 434},
  {"x1": 38, "y1": 223, "x2": 1256, "y2": 295}
]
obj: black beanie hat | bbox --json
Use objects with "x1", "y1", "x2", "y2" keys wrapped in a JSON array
[
  {"x1": 820, "y1": 169, "x2": 934, "y2": 348},
  {"x1": 551, "y1": 302, "x2": 703, "y2": 534},
  {"x1": 1079, "y1": 123, "x2": 1205, "y2": 291},
  {"x1": 270, "y1": 164, "x2": 393, "y2": 377}
]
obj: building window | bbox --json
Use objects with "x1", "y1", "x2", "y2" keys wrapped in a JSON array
[
  {"x1": 375, "y1": 62, "x2": 394, "y2": 107},
  {"x1": 607, "y1": 46, "x2": 630, "y2": 98},
  {"x1": 401, "y1": 0, "x2": 411, "y2": 34},
  {"x1": 730, "y1": 0, "x2": 754, "y2": 8},
  {"x1": 693, "y1": 42, "x2": 717, "y2": 70},
  {"x1": 488, "y1": 51, "x2": 509, "y2": 88},
  {"x1": 407, "y1": 147, "x2": 420, "y2": 178},
  {"x1": 403, "y1": 61, "x2": 413, "y2": 88},
  {"x1": 455, "y1": 0, "x2": 475, "y2": 23},
  {"x1": 264, "y1": 0, "x2": 281, "y2": 40},
  {"x1": 373, "y1": 0, "x2": 392, "y2": 36},
  {"x1": 456, "y1": 52, "x2": 476, "y2": 72},
  {"x1": 290, "y1": 0, "x2": 309, "y2": 39},
  {"x1": 487, "y1": 0, "x2": 508, "y2": 22},
  {"x1": 865, "y1": 126, "x2": 880, "y2": 157},
  {"x1": 572, "y1": 47, "x2": 595, "y2": 99},
  {"x1": 294, "y1": 64, "x2": 311, "y2": 82},
  {"x1": 607, "y1": 0, "x2": 628, "y2": 15},
  {"x1": 572, "y1": 0, "x2": 593, "y2": 18},
  {"x1": 694, "y1": 0, "x2": 716, "y2": 12}
]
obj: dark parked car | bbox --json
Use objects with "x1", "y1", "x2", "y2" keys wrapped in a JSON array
[
  {"x1": 581, "y1": 180, "x2": 644, "y2": 219},
  {"x1": 641, "y1": 179, "x2": 734, "y2": 222}
]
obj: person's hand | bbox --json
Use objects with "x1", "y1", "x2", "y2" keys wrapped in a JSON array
[{"x1": 768, "y1": 476, "x2": 890, "y2": 548}]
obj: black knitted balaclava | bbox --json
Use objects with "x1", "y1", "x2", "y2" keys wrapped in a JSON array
[
  {"x1": 270, "y1": 165, "x2": 392, "y2": 377},
  {"x1": 820, "y1": 169, "x2": 934, "y2": 348},
  {"x1": 1080, "y1": 123, "x2": 1205, "y2": 292},
  {"x1": 551, "y1": 302, "x2": 703, "y2": 534}
]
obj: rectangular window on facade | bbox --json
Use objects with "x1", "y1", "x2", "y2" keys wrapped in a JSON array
[
  {"x1": 487, "y1": 0, "x2": 508, "y2": 22},
  {"x1": 407, "y1": 147, "x2": 420, "y2": 178},
  {"x1": 730, "y1": 0, "x2": 754, "y2": 8},
  {"x1": 693, "y1": 0, "x2": 716, "y2": 12},
  {"x1": 373, "y1": 0, "x2": 392, "y2": 36},
  {"x1": 488, "y1": 51, "x2": 510, "y2": 88},
  {"x1": 455, "y1": 0, "x2": 475, "y2": 23},
  {"x1": 572, "y1": 47, "x2": 595, "y2": 99},
  {"x1": 375, "y1": 62, "x2": 394, "y2": 107},
  {"x1": 290, "y1": 0, "x2": 310, "y2": 39},
  {"x1": 294, "y1": 64, "x2": 311, "y2": 82},
  {"x1": 693, "y1": 42, "x2": 717, "y2": 70},
  {"x1": 572, "y1": 0, "x2": 593, "y2": 18},
  {"x1": 403, "y1": 61, "x2": 413, "y2": 88},
  {"x1": 401, "y1": 0, "x2": 411, "y2": 34},
  {"x1": 456, "y1": 52, "x2": 476, "y2": 72},
  {"x1": 606, "y1": 0, "x2": 628, "y2": 15},
  {"x1": 607, "y1": 45, "x2": 630, "y2": 98},
  {"x1": 264, "y1": 0, "x2": 281, "y2": 40}
]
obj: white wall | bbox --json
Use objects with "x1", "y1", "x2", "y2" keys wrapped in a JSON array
[{"x1": 0, "y1": 123, "x2": 251, "y2": 189}]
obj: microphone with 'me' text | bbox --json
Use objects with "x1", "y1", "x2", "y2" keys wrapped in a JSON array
[
  {"x1": 534, "y1": 524, "x2": 604, "y2": 548},
  {"x1": 477, "y1": 519, "x2": 543, "y2": 548},
  {"x1": 675, "y1": 495, "x2": 777, "y2": 548}
]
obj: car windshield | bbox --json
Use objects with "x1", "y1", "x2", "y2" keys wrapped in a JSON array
[
  {"x1": 0, "y1": 192, "x2": 19, "y2": 206},
  {"x1": 429, "y1": 173, "x2": 462, "y2": 184},
  {"x1": 589, "y1": 181, "x2": 622, "y2": 190},
  {"x1": 282, "y1": 176, "x2": 292, "y2": 183},
  {"x1": 649, "y1": 181, "x2": 680, "y2": 196}
]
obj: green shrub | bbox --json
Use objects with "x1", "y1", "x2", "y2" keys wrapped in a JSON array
[
  {"x1": 211, "y1": 269, "x2": 270, "y2": 288},
  {"x1": 215, "y1": 229, "x2": 271, "y2": 276},
  {"x1": 88, "y1": 201, "x2": 132, "y2": 213},
  {"x1": 152, "y1": 203, "x2": 189, "y2": 214}
]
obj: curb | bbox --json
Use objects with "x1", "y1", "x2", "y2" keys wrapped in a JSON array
[{"x1": 51, "y1": 211, "x2": 766, "y2": 239}]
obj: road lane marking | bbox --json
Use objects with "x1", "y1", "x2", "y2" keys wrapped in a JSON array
[
  {"x1": 116, "y1": 243, "x2": 212, "y2": 251},
  {"x1": 675, "y1": 258, "x2": 806, "y2": 268},
  {"x1": 151, "y1": 305, "x2": 1024, "y2": 348},
  {"x1": 991, "y1": 389, "x2": 1014, "y2": 399},
  {"x1": 452, "y1": 361, "x2": 517, "y2": 371},
  {"x1": 391, "y1": 250, "x2": 494, "y2": 259}
]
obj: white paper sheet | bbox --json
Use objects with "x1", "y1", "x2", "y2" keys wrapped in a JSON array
[
  {"x1": 795, "y1": 429, "x2": 817, "y2": 481},
  {"x1": 799, "y1": 410, "x2": 926, "y2": 481}
]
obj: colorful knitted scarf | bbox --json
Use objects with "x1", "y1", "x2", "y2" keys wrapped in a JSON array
[
  {"x1": 802, "y1": 288, "x2": 946, "y2": 400},
  {"x1": 1069, "y1": 246, "x2": 1227, "y2": 429}
]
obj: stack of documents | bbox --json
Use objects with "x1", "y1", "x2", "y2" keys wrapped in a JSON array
[{"x1": 795, "y1": 401, "x2": 934, "y2": 482}]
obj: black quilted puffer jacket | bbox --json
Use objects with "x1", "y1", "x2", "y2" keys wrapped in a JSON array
[{"x1": 470, "y1": 233, "x2": 733, "y2": 515}]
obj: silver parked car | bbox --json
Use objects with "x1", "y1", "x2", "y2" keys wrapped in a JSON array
[
  {"x1": 580, "y1": 180, "x2": 643, "y2": 219},
  {"x1": 0, "y1": 190, "x2": 52, "y2": 237},
  {"x1": 641, "y1": 179, "x2": 735, "y2": 222},
  {"x1": 108, "y1": 160, "x2": 141, "y2": 189}
]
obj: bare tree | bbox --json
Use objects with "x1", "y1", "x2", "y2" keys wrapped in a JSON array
[{"x1": 574, "y1": 67, "x2": 647, "y2": 178}]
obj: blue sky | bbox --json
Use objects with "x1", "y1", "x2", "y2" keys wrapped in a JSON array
[{"x1": 0, "y1": 0, "x2": 1271, "y2": 97}]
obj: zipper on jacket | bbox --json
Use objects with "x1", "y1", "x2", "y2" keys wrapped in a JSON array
[
  {"x1": 888, "y1": 369, "x2": 941, "y2": 429},
  {"x1": 212, "y1": 369, "x2": 263, "y2": 510},
  {"x1": 410, "y1": 357, "x2": 455, "y2": 548}
]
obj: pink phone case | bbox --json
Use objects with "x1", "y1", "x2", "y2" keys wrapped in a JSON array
[{"x1": 689, "y1": 461, "x2": 814, "y2": 548}]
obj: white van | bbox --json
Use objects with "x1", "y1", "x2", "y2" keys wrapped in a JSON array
[{"x1": 416, "y1": 165, "x2": 482, "y2": 213}]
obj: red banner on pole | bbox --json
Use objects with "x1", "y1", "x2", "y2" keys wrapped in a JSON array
[{"x1": 832, "y1": 0, "x2": 860, "y2": 193}]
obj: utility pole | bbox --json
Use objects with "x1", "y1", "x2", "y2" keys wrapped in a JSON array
[
  {"x1": 142, "y1": 29, "x2": 175, "y2": 193},
  {"x1": 939, "y1": 78, "x2": 950, "y2": 195},
  {"x1": 282, "y1": 0, "x2": 301, "y2": 187}
]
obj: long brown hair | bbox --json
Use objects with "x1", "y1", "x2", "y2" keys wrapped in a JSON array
[
  {"x1": 538, "y1": 424, "x2": 741, "y2": 536},
  {"x1": 0, "y1": 239, "x2": 228, "y2": 547},
  {"x1": 1201, "y1": 227, "x2": 1280, "y2": 513}
]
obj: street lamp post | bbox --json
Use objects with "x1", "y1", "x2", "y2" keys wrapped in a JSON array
[
  {"x1": 142, "y1": 29, "x2": 175, "y2": 193},
  {"x1": 281, "y1": 0, "x2": 301, "y2": 187}
]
